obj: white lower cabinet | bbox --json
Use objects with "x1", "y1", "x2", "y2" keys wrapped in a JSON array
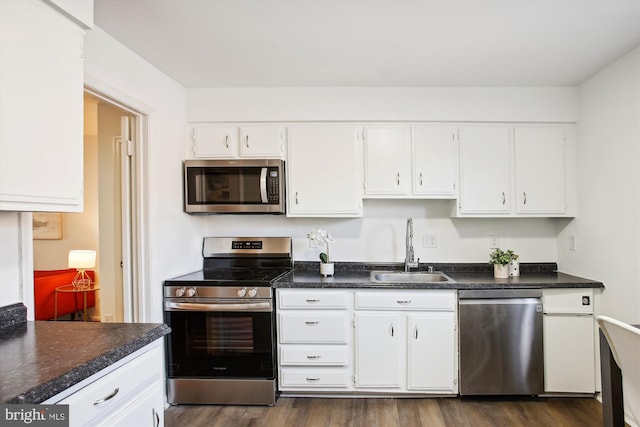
[
  {"x1": 354, "y1": 290, "x2": 457, "y2": 394},
  {"x1": 47, "y1": 342, "x2": 164, "y2": 427},
  {"x1": 542, "y1": 288, "x2": 596, "y2": 394},
  {"x1": 276, "y1": 288, "x2": 457, "y2": 396},
  {"x1": 277, "y1": 289, "x2": 351, "y2": 392}
]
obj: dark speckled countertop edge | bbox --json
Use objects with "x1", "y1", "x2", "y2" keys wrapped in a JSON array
[
  {"x1": 10, "y1": 323, "x2": 171, "y2": 404},
  {"x1": 274, "y1": 262, "x2": 604, "y2": 289}
]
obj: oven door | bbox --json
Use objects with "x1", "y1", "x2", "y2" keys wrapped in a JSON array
[{"x1": 164, "y1": 299, "x2": 276, "y2": 379}]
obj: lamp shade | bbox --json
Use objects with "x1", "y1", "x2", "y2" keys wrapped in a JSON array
[{"x1": 68, "y1": 250, "x2": 96, "y2": 269}]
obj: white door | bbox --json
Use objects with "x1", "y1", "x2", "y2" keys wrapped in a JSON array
[
  {"x1": 514, "y1": 127, "x2": 566, "y2": 214},
  {"x1": 239, "y1": 126, "x2": 285, "y2": 158},
  {"x1": 407, "y1": 313, "x2": 456, "y2": 391},
  {"x1": 412, "y1": 125, "x2": 458, "y2": 197},
  {"x1": 287, "y1": 125, "x2": 362, "y2": 216},
  {"x1": 459, "y1": 126, "x2": 512, "y2": 213},
  {"x1": 364, "y1": 126, "x2": 411, "y2": 196},
  {"x1": 355, "y1": 312, "x2": 403, "y2": 388}
]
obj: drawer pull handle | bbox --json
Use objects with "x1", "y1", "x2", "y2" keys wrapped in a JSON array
[
  {"x1": 306, "y1": 299, "x2": 320, "y2": 303},
  {"x1": 307, "y1": 355, "x2": 321, "y2": 359},
  {"x1": 390, "y1": 324, "x2": 395, "y2": 337},
  {"x1": 414, "y1": 327, "x2": 419, "y2": 339},
  {"x1": 397, "y1": 300, "x2": 411, "y2": 305},
  {"x1": 93, "y1": 387, "x2": 120, "y2": 406},
  {"x1": 306, "y1": 377, "x2": 320, "y2": 382},
  {"x1": 305, "y1": 321, "x2": 319, "y2": 325}
]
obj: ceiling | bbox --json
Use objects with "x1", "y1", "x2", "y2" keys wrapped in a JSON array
[{"x1": 94, "y1": 0, "x2": 640, "y2": 88}]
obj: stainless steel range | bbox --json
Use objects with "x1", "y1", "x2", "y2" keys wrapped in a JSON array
[{"x1": 163, "y1": 237, "x2": 292, "y2": 405}]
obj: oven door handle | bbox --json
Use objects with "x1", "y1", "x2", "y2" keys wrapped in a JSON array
[
  {"x1": 260, "y1": 167, "x2": 268, "y2": 204},
  {"x1": 165, "y1": 301, "x2": 273, "y2": 312}
]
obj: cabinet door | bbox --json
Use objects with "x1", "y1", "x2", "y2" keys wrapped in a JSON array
[
  {"x1": 101, "y1": 379, "x2": 164, "y2": 427},
  {"x1": 192, "y1": 126, "x2": 238, "y2": 158},
  {"x1": 412, "y1": 126, "x2": 458, "y2": 198},
  {"x1": 543, "y1": 314, "x2": 595, "y2": 393},
  {"x1": 355, "y1": 312, "x2": 403, "y2": 388},
  {"x1": 407, "y1": 313, "x2": 456, "y2": 391},
  {"x1": 458, "y1": 126, "x2": 512, "y2": 214},
  {"x1": 0, "y1": 0, "x2": 84, "y2": 211},
  {"x1": 287, "y1": 125, "x2": 362, "y2": 217},
  {"x1": 239, "y1": 126, "x2": 285, "y2": 158},
  {"x1": 364, "y1": 126, "x2": 411, "y2": 196},
  {"x1": 514, "y1": 127, "x2": 566, "y2": 214}
]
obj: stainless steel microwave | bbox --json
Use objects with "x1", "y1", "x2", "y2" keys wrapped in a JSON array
[{"x1": 184, "y1": 159, "x2": 285, "y2": 214}]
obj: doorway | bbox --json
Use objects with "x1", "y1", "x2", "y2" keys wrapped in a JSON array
[{"x1": 85, "y1": 90, "x2": 144, "y2": 322}]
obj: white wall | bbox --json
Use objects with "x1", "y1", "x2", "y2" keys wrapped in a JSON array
[
  {"x1": 0, "y1": 212, "x2": 24, "y2": 306},
  {"x1": 188, "y1": 87, "x2": 578, "y2": 123},
  {"x1": 83, "y1": 26, "x2": 195, "y2": 322},
  {"x1": 557, "y1": 46, "x2": 640, "y2": 324}
]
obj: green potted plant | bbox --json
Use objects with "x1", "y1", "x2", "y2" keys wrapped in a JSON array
[
  {"x1": 307, "y1": 228, "x2": 335, "y2": 277},
  {"x1": 489, "y1": 248, "x2": 515, "y2": 278}
]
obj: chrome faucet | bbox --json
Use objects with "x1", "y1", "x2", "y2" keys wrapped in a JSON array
[{"x1": 405, "y1": 218, "x2": 419, "y2": 272}]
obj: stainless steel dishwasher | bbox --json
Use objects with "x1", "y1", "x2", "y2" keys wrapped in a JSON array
[{"x1": 459, "y1": 289, "x2": 544, "y2": 395}]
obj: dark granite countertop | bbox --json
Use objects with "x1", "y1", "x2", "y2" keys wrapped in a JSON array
[
  {"x1": 0, "y1": 306, "x2": 170, "y2": 404},
  {"x1": 273, "y1": 262, "x2": 604, "y2": 290}
]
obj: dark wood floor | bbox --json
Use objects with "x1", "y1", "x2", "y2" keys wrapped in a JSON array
[{"x1": 165, "y1": 396, "x2": 604, "y2": 427}]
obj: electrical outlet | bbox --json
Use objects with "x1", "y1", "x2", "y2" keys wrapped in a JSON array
[
  {"x1": 102, "y1": 314, "x2": 114, "y2": 322},
  {"x1": 569, "y1": 235, "x2": 576, "y2": 251},
  {"x1": 489, "y1": 236, "x2": 499, "y2": 249},
  {"x1": 423, "y1": 234, "x2": 438, "y2": 248}
]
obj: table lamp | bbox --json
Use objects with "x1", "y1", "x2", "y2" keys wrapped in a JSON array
[{"x1": 68, "y1": 250, "x2": 96, "y2": 289}]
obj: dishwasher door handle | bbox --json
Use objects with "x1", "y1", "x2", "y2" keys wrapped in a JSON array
[{"x1": 459, "y1": 298, "x2": 541, "y2": 306}]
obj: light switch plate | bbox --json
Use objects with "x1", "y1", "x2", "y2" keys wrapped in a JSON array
[
  {"x1": 489, "y1": 235, "x2": 499, "y2": 249},
  {"x1": 569, "y1": 235, "x2": 576, "y2": 251}
]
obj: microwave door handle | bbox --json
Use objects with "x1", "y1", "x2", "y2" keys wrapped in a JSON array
[{"x1": 260, "y1": 167, "x2": 268, "y2": 203}]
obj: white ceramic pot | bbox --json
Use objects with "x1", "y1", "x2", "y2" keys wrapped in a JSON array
[
  {"x1": 320, "y1": 262, "x2": 334, "y2": 277},
  {"x1": 509, "y1": 260, "x2": 520, "y2": 277},
  {"x1": 494, "y1": 264, "x2": 509, "y2": 279}
]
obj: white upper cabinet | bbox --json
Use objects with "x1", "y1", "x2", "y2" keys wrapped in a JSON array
[
  {"x1": 412, "y1": 125, "x2": 458, "y2": 198},
  {"x1": 191, "y1": 125, "x2": 285, "y2": 158},
  {"x1": 458, "y1": 126, "x2": 512, "y2": 214},
  {"x1": 0, "y1": 0, "x2": 86, "y2": 212},
  {"x1": 364, "y1": 125, "x2": 458, "y2": 199},
  {"x1": 364, "y1": 126, "x2": 412, "y2": 196},
  {"x1": 514, "y1": 126, "x2": 566, "y2": 214},
  {"x1": 457, "y1": 125, "x2": 570, "y2": 217},
  {"x1": 286, "y1": 125, "x2": 363, "y2": 217},
  {"x1": 240, "y1": 126, "x2": 286, "y2": 158}
]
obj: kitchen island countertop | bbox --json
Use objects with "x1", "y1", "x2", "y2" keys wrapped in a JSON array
[{"x1": 0, "y1": 307, "x2": 170, "y2": 404}]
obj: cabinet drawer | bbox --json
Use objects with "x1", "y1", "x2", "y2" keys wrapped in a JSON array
[
  {"x1": 278, "y1": 312, "x2": 349, "y2": 343},
  {"x1": 57, "y1": 346, "x2": 162, "y2": 426},
  {"x1": 355, "y1": 290, "x2": 456, "y2": 311},
  {"x1": 280, "y1": 368, "x2": 350, "y2": 388},
  {"x1": 278, "y1": 290, "x2": 349, "y2": 309},
  {"x1": 543, "y1": 289, "x2": 594, "y2": 314},
  {"x1": 280, "y1": 346, "x2": 349, "y2": 366}
]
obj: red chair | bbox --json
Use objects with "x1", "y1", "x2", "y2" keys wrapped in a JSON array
[{"x1": 34, "y1": 269, "x2": 96, "y2": 320}]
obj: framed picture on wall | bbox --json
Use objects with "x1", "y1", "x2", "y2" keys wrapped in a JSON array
[{"x1": 33, "y1": 213, "x2": 63, "y2": 240}]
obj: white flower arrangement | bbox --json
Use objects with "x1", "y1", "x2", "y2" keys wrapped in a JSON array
[{"x1": 307, "y1": 228, "x2": 335, "y2": 263}]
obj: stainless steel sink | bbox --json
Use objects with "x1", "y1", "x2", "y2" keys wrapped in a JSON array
[{"x1": 369, "y1": 271, "x2": 456, "y2": 284}]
